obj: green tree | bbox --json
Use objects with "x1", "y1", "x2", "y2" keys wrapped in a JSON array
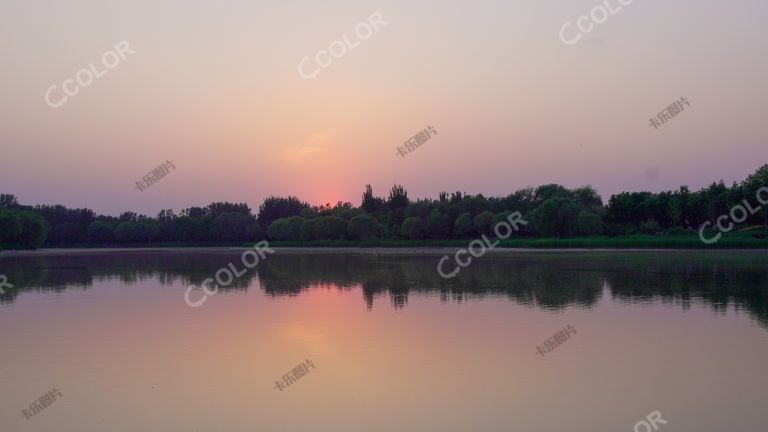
[
  {"x1": 347, "y1": 215, "x2": 379, "y2": 240},
  {"x1": 315, "y1": 216, "x2": 347, "y2": 239},
  {"x1": 300, "y1": 218, "x2": 318, "y2": 241},
  {"x1": 361, "y1": 184, "x2": 385, "y2": 214},
  {"x1": 211, "y1": 212, "x2": 252, "y2": 241},
  {"x1": 267, "y1": 218, "x2": 290, "y2": 241},
  {"x1": 257, "y1": 196, "x2": 309, "y2": 227},
  {"x1": 639, "y1": 219, "x2": 661, "y2": 234},
  {"x1": 473, "y1": 211, "x2": 495, "y2": 236},
  {"x1": 534, "y1": 184, "x2": 573, "y2": 203},
  {"x1": 573, "y1": 186, "x2": 603, "y2": 212},
  {"x1": 387, "y1": 185, "x2": 410, "y2": 210},
  {"x1": 0, "y1": 210, "x2": 23, "y2": 242},
  {"x1": 246, "y1": 221, "x2": 265, "y2": 240},
  {"x1": 531, "y1": 197, "x2": 581, "y2": 237},
  {"x1": 426, "y1": 209, "x2": 450, "y2": 239},
  {"x1": 576, "y1": 211, "x2": 604, "y2": 236},
  {"x1": 453, "y1": 212, "x2": 475, "y2": 238},
  {"x1": 86, "y1": 221, "x2": 115, "y2": 243},
  {"x1": 16, "y1": 211, "x2": 48, "y2": 248},
  {"x1": 285, "y1": 216, "x2": 305, "y2": 241},
  {"x1": 742, "y1": 164, "x2": 768, "y2": 229},
  {"x1": 401, "y1": 217, "x2": 426, "y2": 240}
]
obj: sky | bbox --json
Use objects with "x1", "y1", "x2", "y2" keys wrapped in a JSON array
[{"x1": 1, "y1": 0, "x2": 767, "y2": 216}]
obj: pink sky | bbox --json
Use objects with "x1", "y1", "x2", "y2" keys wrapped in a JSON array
[{"x1": 1, "y1": 0, "x2": 767, "y2": 215}]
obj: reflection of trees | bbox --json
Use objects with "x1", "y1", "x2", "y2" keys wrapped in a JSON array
[{"x1": 0, "y1": 251, "x2": 766, "y2": 328}]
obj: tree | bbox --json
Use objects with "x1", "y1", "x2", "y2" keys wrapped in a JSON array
[
  {"x1": 285, "y1": 216, "x2": 305, "y2": 241},
  {"x1": 742, "y1": 164, "x2": 768, "y2": 229},
  {"x1": 15, "y1": 211, "x2": 48, "y2": 248},
  {"x1": 387, "y1": 185, "x2": 409, "y2": 210},
  {"x1": 0, "y1": 194, "x2": 19, "y2": 208},
  {"x1": 205, "y1": 202, "x2": 251, "y2": 219},
  {"x1": 348, "y1": 215, "x2": 379, "y2": 240},
  {"x1": 315, "y1": 216, "x2": 347, "y2": 240},
  {"x1": 473, "y1": 211, "x2": 495, "y2": 236},
  {"x1": 576, "y1": 211, "x2": 604, "y2": 236},
  {"x1": 531, "y1": 197, "x2": 581, "y2": 237},
  {"x1": 246, "y1": 221, "x2": 265, "y2": 241},
  {"x1": 137, "y1": 221, "x2": 160, "y2": 242},
  {"x1": 211, "y1": 212, "x2": 252, "y2": 241},
  {"x1": 534, "y1": 184, "x2": 572, "y2": 203},
  {"x1": 573, "y1": 186, "x2": 603, "y2": 212},
  {"x1": 426, "y1": 209, "x2": 450, "y2": 239},
  {"x1": 267, "y1": 218, "x2": 290, "y2": 241},
  {"x1": 361, "y1": 184, "x2": 385, "y2": 214},
  {"x1": 87, "y1": 221, "x2": 115, "y2": 243},
  {"x1": 0, "y1": 210, "x2": 23, "y2": 242},
  {"x1": 257, "y1": 196, "x2": 308, "y2": 227},
  {"x1": 300, "y1": 218, "x2": 318, "y2": 241},
  {"x1": 639, "y1": 219, "x2": 661, "y2": 234},
  {"x1": 401, "y1": 217, "x2": 426, "y2": 240},
  {"x1": 453, "y1": 213, "x2": 475, "y2": 238}
]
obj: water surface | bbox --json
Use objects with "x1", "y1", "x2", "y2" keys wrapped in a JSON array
[{"x1": 1, "y1": 250, "x2": 767, "y2": 431}]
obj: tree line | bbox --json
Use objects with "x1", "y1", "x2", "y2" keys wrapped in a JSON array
[{"x1": 1, "y1": 164, "x2": 767, "y2": 248}]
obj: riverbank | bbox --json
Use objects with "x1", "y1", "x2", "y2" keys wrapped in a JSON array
[
  {"x1": 2, "y1": 233, "x2": 768, "y2": 255},
  {"x1": 2, "y1": 246, "x2": 767, "y2": 258}
]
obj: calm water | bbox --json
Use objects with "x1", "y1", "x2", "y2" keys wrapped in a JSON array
[{"x1": 1, "y1": 249, "x2": 767, "y2": 432}]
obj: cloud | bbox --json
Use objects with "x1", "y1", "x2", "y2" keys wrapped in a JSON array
[{"x1": 280, "y1": 134, "x2": 330, "y2": 165}]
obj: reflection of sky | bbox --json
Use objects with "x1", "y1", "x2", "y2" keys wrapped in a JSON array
[
  {"x1": 1, "y1": 274, "x2": 767, "y2": 431},
  {"x1": 2, "y1": 0, "x2": 767, "y2": 215}
]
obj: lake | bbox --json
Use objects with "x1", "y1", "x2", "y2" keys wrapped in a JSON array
[{"x1": 1, "y1": 249, "x2": 767, "y2": 431}]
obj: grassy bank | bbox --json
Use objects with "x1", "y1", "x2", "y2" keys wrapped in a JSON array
[
  {"x1": 268, "y1": 233, "x2": 768, "y2": 249},
  {"x1": 3, "y1": 232, "x2": 767, "y2": 251}
]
